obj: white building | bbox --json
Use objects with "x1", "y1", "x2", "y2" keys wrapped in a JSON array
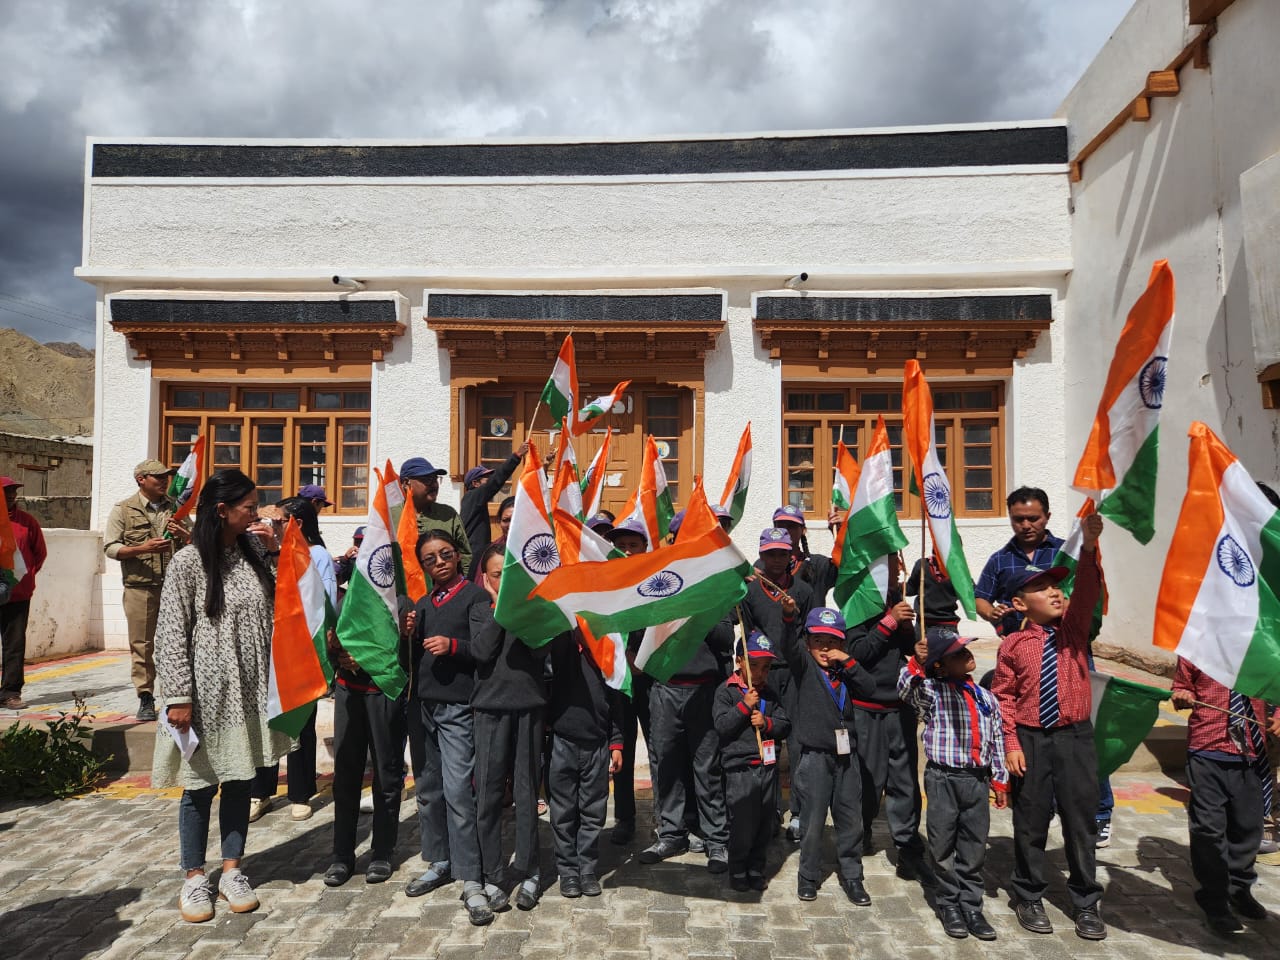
[{"x1": 74, "y1": 0, "x2": 1277, "y2": 661}]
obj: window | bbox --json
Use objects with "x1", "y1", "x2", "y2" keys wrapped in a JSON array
[
  {"x1": 782, "y1": 383, "x2": 1004, "y2": 519},
  {"x1": 162, "y1": 384, "x2": 371, "y2": 514},
  {"x1": 465, "y1": 383, "x2": 695, "y2": 516}
]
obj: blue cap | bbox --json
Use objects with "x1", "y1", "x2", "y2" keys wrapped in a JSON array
[
  {"x1": 353, "y1": 525, "x2": 366, "y2": 540},
  {"x1": 400, "y1": 457, "x2": 446, "y2": 480},
  {"x1": 668, "y1": 509, "x2": 686, "y2": 535},
  {"x1": 925, "y1": 625, "x2": 975, "y2": 666},
  {"x1": 758, "y1": 527, "x2": 793, "y2": 552},
  {"x1": 772, "y1": 504, "x2": 806, "y2": 525},
  {"x1": 712, "y1": 504, "x2": 733, "y2": 520},
  {"x1": 1008, "y1": 564, "x2": 1069, "y2": 594},
  {"x1": 298, "y1": 483, "x2": 333, "y2": 506},
  {"x1": 605, "y1": 518, "x2": 649, "y2": 544},
  {"x1": 586, "y1": 512, "x2": 615, "y2": 533},
  {"x1": 463, "y1": 465, "x2": 494, "y2": 486},
  {"x1": 744, "y1": 629, "x2": 778, "y2": 660},
  {"x1": 805, "y1": 607, "x2": 846, "y2": 639}
]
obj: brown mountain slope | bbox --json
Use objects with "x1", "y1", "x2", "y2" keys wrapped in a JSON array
[{"x1": 0, "y1": 328, "x2": 94, "y2": 437}]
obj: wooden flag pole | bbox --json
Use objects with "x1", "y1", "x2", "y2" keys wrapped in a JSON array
[
  {"x1": 1188, "y1": 698, "x2": 1266, "y2": 726},
  {"x1": 735, "y1": 605, "x2": 765, "y2": 757},
  {"x1": 918, "y1": 509, "x2": 927, "y2": 642}
]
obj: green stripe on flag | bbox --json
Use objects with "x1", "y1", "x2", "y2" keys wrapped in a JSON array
[
  {"x1": 495, "y1": 562, "x2": 565, "y2": 647},
  {"x1": 335, "y1": 574, "x2": 408, "y2": 699},
  {"x1": 1091, "y1": 672, "x2": 1169, "y2": 779},
  {"x1": 1233, "y1": 510, "x2": 1280, "y2": 702},
  {"x1": 637, "y1": 609, "x2": 725, "y2": 683},
  {"x1": 944, "y1": 517, "x2": 977, "y2": 619},
  {"x1": 1098, "y1": 428, "x2": 1159, "y2": 545}
]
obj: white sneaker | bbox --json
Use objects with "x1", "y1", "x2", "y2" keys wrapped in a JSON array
[
  {"x1": 290, "y1": 802, "x2": 313, "y2": 821},
  {"x1": 247, "y1": 797, "x2": 274, "y2": 823},
  {"x1": 359, "y1": 791, "x2": 375, "y2": 814},
  {"x1": 218, "y1": 868, "x2": 260, "y2": 913},
  {"x1": 178, "y1": 874, "x2": 214, "y2": 923}
]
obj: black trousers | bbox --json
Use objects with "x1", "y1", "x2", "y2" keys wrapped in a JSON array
[
  {"x1": 853, "y1": 706, "x2": 923, "y2": 855},
  {"x1": 794, "y1": 748, "x2": 863, "y2": 883},
  {"x1": 331, "y1": 684, "x2": 407, "y2": 863},
  {"x1": 548, "y1": 735, "x2": 609, "y2": 879},
  {"x1": 251, "y1": 706, "x2": 318, "y2": 803},
  {"x1": 726, "y1": 765, "x2": 777, "y2": 876},
  {"x1": 649, "y1": 682, "x2": 728, "y2": 847},
  {"x1": 1186, "y1": 753, "x2": 1262, "y2": 912},
  {"x1": 0, "y1": 600, "x2": 30, "y2": 695},
  {"x1": 924, "y1": 763, "x2": 991, "y2": 911},
  {"x1": 612, "y1": 673, "x2": 652, "y2": 825},
  {"x1": 772, "y1": 664, "x2": 802, "y2": 819},
  {"x1": 1010, "y1": 722, "x2": 1102, "y2": 910},
  {"x1": 474, "y1": 708, "x2": 543, "y2": 884}
]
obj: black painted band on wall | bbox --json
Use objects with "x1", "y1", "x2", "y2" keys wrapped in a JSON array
[
  {"x1": 427, "y1": 293, "x2": 725, "y2": 323},
  {"x1": 755, "y1": 294, "x2": 1053, "y2": 323},
  {"x1": 108, "y1": 299, "x2": 398, "y2": 326},
  {"x1": 91, "y1": 127, "x2": 1068, "y2": 179}
]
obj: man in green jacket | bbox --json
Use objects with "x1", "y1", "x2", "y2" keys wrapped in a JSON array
[{"x1": 401, "y1": 457, "x2": 471, "y2": 577}]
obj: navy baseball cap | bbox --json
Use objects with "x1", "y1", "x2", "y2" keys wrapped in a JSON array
[
  {"x1": 744, "y1": 629, "x2": 778, "y2": 660},
  {"x1": 772, "y1": 505, "x2": 806, "y2": 525},
  {"x1": 353, "y1": 526, "x2": 366, "y2": 541},
  {"x1": 400, "y1": 457, "x2": 446, "y2": 480},
  {"x1": 298, "y1": 483, "x2": 333, "y2": 507},
  {"x1": 758, "y1": 527, "x2": 793, "y2": 552},
  {"x1": 925, "y1": 625, "x2": 976, "y2": 666},
  {"x1": 805, "y1": 607, "x2": 846, "y2": 639},
  {"x1": 463, "y1": 465, "x2": 494, "y2": 486},
  {"x1": 1009, "y1": 564, "x2": 1070, "y2": 594}
]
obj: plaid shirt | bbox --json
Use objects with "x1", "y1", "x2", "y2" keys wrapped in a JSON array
[
  {"x1": 975, "y1": 532, "x2": 1063, "y2": 635},
  {"x1": 991, "y1": 549, "x2": 1101, "y2": 755},
  {"x1": 898, "y1": 658, "x2": 1008, "y2": 788},
  {"x1": 1172, "y1": 657, "x2": 1275, "y2": 758}
]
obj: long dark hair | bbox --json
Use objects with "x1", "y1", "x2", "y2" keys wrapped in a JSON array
[
  {"x1": 192, "y1": 469, "x2": 275, "y2": 619},
  {"x1": 278, "y1": 496, "x2": 325, "y2": 548}
]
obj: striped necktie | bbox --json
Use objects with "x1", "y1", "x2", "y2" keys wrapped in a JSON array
[
  {"x1": 1229, "y1": 689, "x2": 1274, "y2": 817},
  {"x1": 1038, "y1": 628, "x2": 1060, "y2": 729}
]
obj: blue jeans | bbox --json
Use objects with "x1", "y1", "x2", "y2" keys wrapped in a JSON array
[{"x1": 178, "y1": 779, "x2": 252, "y2": 872}]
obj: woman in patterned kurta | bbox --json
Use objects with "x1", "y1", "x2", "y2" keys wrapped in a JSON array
[{"x1": 152, "y1": 468, "x2": 291, "y2": 923}]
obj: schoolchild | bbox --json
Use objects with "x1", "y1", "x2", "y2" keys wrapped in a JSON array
[
  {"x1": 713, "y1": 630, "x2": 791, "y2": 891},
  {"x1": 771, "y1": 505, "x2": 839, "y2": 600},
  {"x1": 899, "y1": 625, "x2": 1008, "y2": 940}
]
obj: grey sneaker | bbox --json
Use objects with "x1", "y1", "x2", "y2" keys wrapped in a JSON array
[
  {"x1": 178, "y1": 875, "x2": 214, "y2": 923},
  {"x1": 218, "y1": 868, "x2": 259, "y2": 913}
]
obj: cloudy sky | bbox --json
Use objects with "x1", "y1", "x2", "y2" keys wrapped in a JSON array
[{"x1": 0, "y1": 0, "x2": 1132, "y2": 347}]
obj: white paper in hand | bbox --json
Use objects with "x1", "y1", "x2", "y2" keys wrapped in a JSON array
[{"x1": 161, "y1": 712, "x2": 200, "y2": 761}]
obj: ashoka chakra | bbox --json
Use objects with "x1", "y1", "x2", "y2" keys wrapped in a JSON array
[
  {"x1": 637, "y1": 570, "x2": 684, "y2": 598},
  {"x1": 1139, "y1": 356, "x2": 1167, "y2": 410},
  {"x1": 923, "y1": 472, "x2": 952, "y2": 521},
  {"x1": 368, "y1": 543, "x2": 396, "y2": 589},
  {"x1": 521, "y1": 534, "x2": 560, "y2": 575},
  {"x1": 1215, "y1": 534, "x2": 1255, "y2": 588}
]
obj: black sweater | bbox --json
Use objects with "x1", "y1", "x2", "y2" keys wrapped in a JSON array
[
  {"x1": 905, "y1": 558, "x2": 961, "y2": 623},
  {"x1": 460, "y1": 452, "x2": 523, "y2": 573},
  {"x1": 845, "y1": 610, "x2": 916, "y2": 709},
  {"x1": 780, "y1": 615, "x2": 875, "y2": 752},
  {"x1": 660, "y1": 617, "x2": 736, "y2": 685},
  {"x1": 411, "y1": 580, "x2": 491, "y2": 704},
  {"x1": 713, "y1": 677, "x2": 792, "y2": 772},
  {"x1": 469, "y1": 605, "x2": 550, "y2": 711},
  {"x1": 548, "y1": 631, "x2": 624, "y2": 748}
]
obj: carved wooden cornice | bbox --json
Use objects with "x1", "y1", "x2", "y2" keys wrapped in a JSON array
[{"x1": 754, "y1": 319, "x2": 1049, "y2": 363}]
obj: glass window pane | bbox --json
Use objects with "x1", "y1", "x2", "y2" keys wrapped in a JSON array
[
  {"x1": 481, "y1": 439, "x2": 511, "y2": 461},
  {"x1": 341, "y1": 487, "x2": 367, "y2": 510},
  {"x1": 934, "y1": 391, "x2": 962, "y2": 411},
  {"x1": 788, "y1": 490, "x2": 814, "y2": 511},
  {"x1": 647, "y1": 418, "x2": 679, "y2": 437},
  {"x1": 646, "y1": 396, "x2": 679, "y2": 417},
  {"x1": 300, "y1": 424, "x2": 327, "y2": 444},
  {"x1": 788, "y1": 469, "x2": 813, "y2": 492},
  {"x1": 242, "y1": 391, "x2": 270, "y2": 410},
  {"x1": 271, "y1": 391, "x2": 298, "y2": 410},
  {"x1": 964, "y1": 423, "x2": 992, "y2": 445},
  {"x1": 298, "y1": 468, "x2": 325, "y2": 488},
  {"x1": 816, "y1": 392, "x2": 846, "y2": 411},
  {"x1": 965, "y1": 390, "x2": 995, "y2": 409},
  {"x1": 172, "y1": 389, "x2": 202, "y2": 409},
  {"x1": 214, "y1": 423, "x2": 241, "y2": 443},
  {"x1": 214, "y1": 446, "x2": 240, "y2": 465},
  {"x1": 859, "y1": 391, "x2": 901, "y2": 412},
  {"x1": 257, "y1": 423, "x2": 283, "y2": 444},
  {"x1": 480, "y1": 394, "x2": 515, "y2": 418},
  {"x1": 343, "y1": 391, "x2": 371, "y2": 410},
  {"x1": 788, "y1": 425, "x2": 814, "y2": 446},
  {"x1": 788, "y1": 448, "x2": 814, "y2": 468},
  {"x1": 205, "y1": 390, "x2": 230, "y2": 410},
  {"x1": 257, "y1": 467, "x2": 283, "y2": 488},
  {"x1": 257, "y1": 445, "x2": 283, "y2": 465},
  {"x1": 342, "y1": 466, "x2": 368, "y2": 488},
  {"x1": 965, "y1": 468, "x2": 992, "y2": 489},
  {"x1": 786, "y1": 393, "x2": 815, "y2": 412},
  {"x1": 964, "y1": 445, "x2": 992, "y2": 467},
  {"x1": 343, "y1": 422, "x2": 369, "y2": 443},
  {"x1": 313, "y1": 391, "x2": 341, "y2": 410},
  {"x1": 342, "y1": 444, "x2": 367, "y2": 463},
  {"x1": 299, "y1": 446, "x2": 326, "y2": 465},
  {"x1": 965, "y1": 490, "x2": 993, "y2": 511}
]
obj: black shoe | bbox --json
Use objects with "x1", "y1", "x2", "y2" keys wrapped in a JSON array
[
  {"x1": 706, "y1": 846, "x2": 729, "y2": 874},
  {"x1": 323, "y1": 861, "x2": 353, "y2": 887},
  {"x1": 965, "y1": 910, "x2": 997, "y2": 941},
  {"x1": 136, "y1": 693, "x2": 157, "y2": 722},
  {"x1": 515, "y1": 879, "x2": 540, "y2": 911},
  {"x1": 560, "y1": 876, "x2": 582, "y2": 899},
  {"x1": 688, "y1": 834, "x2": 706, "y2": 854},
  {"x1": 730, "y1": 874, "x2": 750, "y2": 892},
  {"x1": 365, "y1": 860, "x2": 392, "y2": 884},
  {"x1": 580, "y1": 874, "x2": 602, "y2": 897},
  {"x1": 1206, "y1": 910, "x2": 1244, "y2": 936},
  {"x1": 840, "y1": 878, "x2": 871, "y2": 906},
  {"x1": 463, "y1": 889, "x2": 494, "y2": 927},
  {"x1": 940, "y1": 906, "x2": 968, "y2": 939},
  {"x1": 406, "y1": 868, "x2": 454, "y2": 897},
  {"x1": 899, "y1": 853, "x2": 938, "y2": 888},
  {"x1": 638, "y1": 837, "x2": 689, "y2": 864},
  {"x1": 748, "y1": 873, "x2": 768, "y2": 892},
  {"x1": 1074, "y1": 904, "x2": 1107, "y2": 941},
  {"x1": 610, "y1": 820, "x2": 635, "y2": 845},
  {"x1": 797, "y1": 879, "x2": 818, "y2": 901},
  {"x1": 1231, "y1": 889, "x2": 1268, "y2": 920},
  {"x1": 1015, "y1": 899, "x2": 1053, "y2": 934}
]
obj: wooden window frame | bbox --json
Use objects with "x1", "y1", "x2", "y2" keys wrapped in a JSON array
[
  {"x1": 160, "y1": 383, "x2": 371, "y2": 515},
  {"x1": 782, "y1": 381, "x2": 1006, "y2": 521}
]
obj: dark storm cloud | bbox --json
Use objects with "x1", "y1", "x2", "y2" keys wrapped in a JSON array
[{"x1": 0, "y1": 0, "x2": 1131, "y2": 347}]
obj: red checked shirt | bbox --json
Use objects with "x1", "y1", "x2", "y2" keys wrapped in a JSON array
[
  {"x1": 1172, "y1": 657, "x2": 1276, "y2": 758},
  {"x1": 992, "y1": 549, "x2": 1102, "y2": 754}
]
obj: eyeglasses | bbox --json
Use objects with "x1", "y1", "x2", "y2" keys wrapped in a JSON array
[{"x1": 419, "y1": 550, "x2": 457, "y2": 565}]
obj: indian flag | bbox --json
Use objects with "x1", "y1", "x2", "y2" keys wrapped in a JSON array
[
  {"x1": 1052, "y1": 498, "x2": 1109, "y2": 639},
  {"x1": 396, "y1": 488, "x2": 427, "y2": 604},
  {"x1": 550, "y1": 430, "x2": 583, "y2": 520},
  {"x1": 1153, "y1": 422, "x2": 1280, "y2": 701},
  {"x1": 334, "y1": 461, "x2": 409, "y2": 699},
  {"x1": 576, "y1": 380, "x2": 630, "y2": 435},
  {"x1": 494, "y1": 444, "x2": 565, "y2": 646},
  {"x1": 1072, "y1": 260, "x2": 1175, "y2": 545},
  {"x1": 718, "y1": 423, "x2": 752, "y2": 531},
  {"x1": 1091, "y1": 671, "x2": 1169, "y2": 778},
  {"x1": 540, "y1": 335, "x2": 579, "y2": 431},
  {"x1": 580, "y1": 430, "x2": 612, "y2": 519},
  {"x1": 531, "y1": 514, "x2": 751, "y2": 639},
  {"x1": 551, "y1": 508, "x2": 631, "y2": 694},
  {"x1": 0, "y1": 494, "x2": 28, "y2": 592},
  {"x1": 831, "y1": 438, "x2": 858, "y2": 512},
  {"x1": 833, "y1": 416, "x2": 909, "y2": 627},
  {"x1": 267, "y1": 518, "x2": 336, "y2": 738},
  {"x1": 903, "y1": 361, "x2": 976, "y2": 618},
  {"x1": 633, "y1": 479, "x2": 744, "y2": 682},
  {"x1": 618, "y1": 435, "x2": 675, "y2": 548},
  {"x1": 168, "y1": 434, "x2": 205, "y2": 524}
]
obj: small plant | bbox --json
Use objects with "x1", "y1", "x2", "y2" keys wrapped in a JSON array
[{"x1": 0, "y1": 695, "x2": 110, "y2": 801}]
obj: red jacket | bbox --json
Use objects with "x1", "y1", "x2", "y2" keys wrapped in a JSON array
[{"x1": 7, "y1": 507, "x2": 46, "y2": 602}]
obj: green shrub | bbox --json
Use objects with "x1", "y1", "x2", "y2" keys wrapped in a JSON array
[{"x1": 0, "y1": 696, "x2": 109, "y2": 801}]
